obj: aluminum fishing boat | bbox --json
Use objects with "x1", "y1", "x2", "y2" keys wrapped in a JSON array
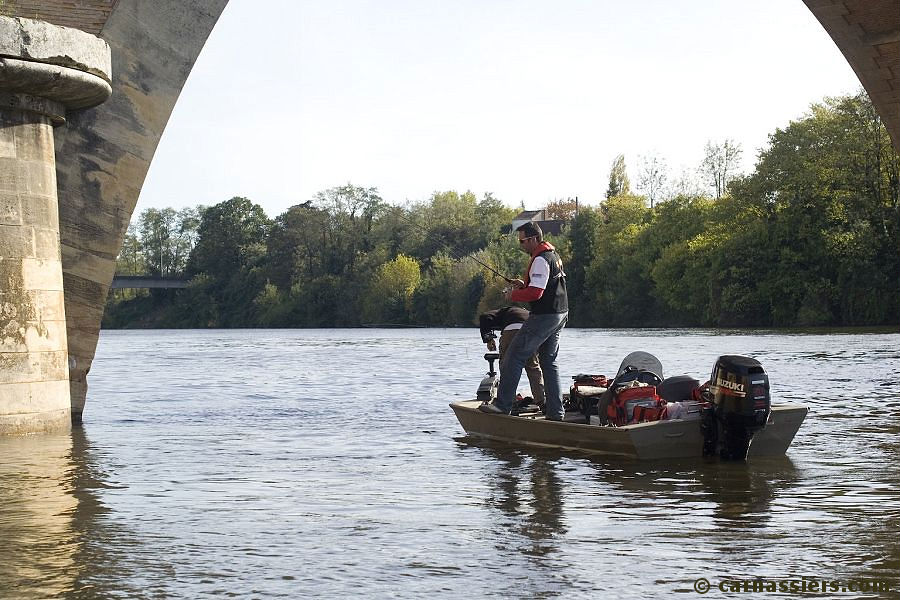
[
  {"x1": 449, "y1": 399, "x2": 807, "y2": 460},
  {"x1": 456, "y1": 350, "x2": 807, "y2": 460}
]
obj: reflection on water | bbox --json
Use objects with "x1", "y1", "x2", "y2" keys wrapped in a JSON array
[
  {"x1": 0, "y1": 430, "x2": 116, "y2": 598},
  {"x1": 0, "y1": 328, "x2": 898, "y2": 598},
  {"x1": 0, "y1": 433, "x2": 78, "y2": 598},
  {"x1": 0, "y1": 430, "x2": 153, "y2": 599},
  {"x1": 588, "y1": 455, "x2": 790, "y2": 528},
  {"x1": 476, "y1": 442, "x2": 567, "y2": 555}
]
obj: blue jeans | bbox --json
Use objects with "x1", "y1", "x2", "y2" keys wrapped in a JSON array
[{"x1": 496, "y1": 312, "x2": 568, "y2": 418}]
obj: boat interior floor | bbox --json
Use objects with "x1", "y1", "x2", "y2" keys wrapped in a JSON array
[{"x1": 510, "y1": 405, "x2": 607, "y2": 425}]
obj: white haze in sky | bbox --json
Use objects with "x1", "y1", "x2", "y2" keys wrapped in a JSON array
[{"x1": 137, "y1": 0, "x2": 861, "y2": 217}]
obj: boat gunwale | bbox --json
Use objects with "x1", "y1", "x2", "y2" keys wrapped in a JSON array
[
  {"x1": 450, "y1": 399, "x2": 808, "y2": 431},
  {"x1": 449, "y1": 400, "x2": 809, "y2": 459}
]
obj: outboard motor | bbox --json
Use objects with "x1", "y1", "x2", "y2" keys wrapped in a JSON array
[
  {"x1": 476, "y1": 352, "x2": 500, "y2": 403},
  {"x1": 700, "y1": 355, "x2": 771, "y2": 460}
]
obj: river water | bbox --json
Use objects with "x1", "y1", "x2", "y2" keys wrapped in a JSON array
[{"x1": 1, "y1": 328, "x2": 898, "y2": 599}]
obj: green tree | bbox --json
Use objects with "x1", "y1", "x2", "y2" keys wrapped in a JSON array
[
  {"x1": 266, "y1": 203, "x2": 330, "y2": 289},
  {"x1": 139, "y1": 207, "x2": 177, "y2": 276},
  {"x1": 475, "y1": 192, "x2": 517, "y2": 247},
  {"x1": 584, "y1": 194, "x2": 659, "y2": 325},
  {"x1": 564, "y1": 206, "x2": 602, "y2": 324},
  {"x1": 103, "y1": 92, "x2": 899, "y2": 330},
  {"x1": 412, "y1": 190, "x2": 481, "y2": 261},
  {"x1": 700, "y1": 139, "x2": 742, "y2": 200},
  {"x1": 644, "y1": 195, "x2": 716, "y2": 324},
  {"x1": 544, "y1": 198, "x2": 578, "y2": 220},
  {"x1": 116, "y1": 223, "x2": 144, "y2": 275},
  {"x1": 636, "y1": 153, "x2": 668, "y2": 208},
  {"x1": 183, "y1": 197, "x2": 270, "y2": 326},
  {"x1": 188, "y1": 197, "x2": 270, "y2": 280},
  {"x1": 606, "y1": 154, "x2": 631, "y2": 199},
  {"x1": 312, "y1": 184, "x2": 385, "y2": 276},
  {"x1": 173, "y1": 206, "x2": 203, "y2": 274},
  {"x1": 729, "y1": 92, "x2": 899, "y2": 325},
  {"x1": 363, "y1": 254, "x2": 421, "y2": 323},
  {"x1": 412, "y1": 253, "x2": 483, "y2": 326}
]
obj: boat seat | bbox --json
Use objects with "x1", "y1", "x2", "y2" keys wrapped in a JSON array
[{"x1": 574, "y1": 385, "x2": 606, "y2": 396}]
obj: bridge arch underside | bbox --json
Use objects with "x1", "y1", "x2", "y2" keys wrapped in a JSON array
[
  {"x1": 1, "y1": 0, "x2": 897, "y2": 428},
  {"x1": 803, "y1": 0, "x2": 900, "y2": 149}
]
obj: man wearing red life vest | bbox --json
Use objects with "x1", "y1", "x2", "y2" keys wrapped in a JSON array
[{"x1": 479, "y1": 222, "x2": 569, "y2": 420}]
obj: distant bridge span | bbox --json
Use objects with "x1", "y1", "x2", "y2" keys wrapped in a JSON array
[{"x1": 110, "y1": 276, "x2": 190, "y2": 290}]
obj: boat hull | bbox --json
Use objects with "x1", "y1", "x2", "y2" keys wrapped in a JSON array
[{"x1": 450, "y1": 400, "x2": 807, "y2": 460}]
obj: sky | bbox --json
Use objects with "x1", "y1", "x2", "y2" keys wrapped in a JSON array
[{"x1": 136, "y1": 0, "x2": 862, "y2": 218}]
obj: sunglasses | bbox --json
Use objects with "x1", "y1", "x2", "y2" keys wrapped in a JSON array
[{"x1": 518, "y1": 236, "x2": 534, "y2": 244}]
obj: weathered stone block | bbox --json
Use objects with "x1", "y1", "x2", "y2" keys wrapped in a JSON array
[
  {"x1": 0, "y1": 302, "x2": 28, "y2": 353},
  {"x1": 23, "y1": 320, "x2": 68, "y2": 354},
  {"x1": 0, "y1": 16, "x2": 112, "y2": 82},
  {"x1": 0, "y1": 407, "x2": 70, "y2": 434},
  {"x1": 61, "y1": 272, "x2": 108, "y2": 305},
  {"x1": 0, "y1": 354, "x2": 33, "y2": 383},
  {"x1": 0, "y1": 257, "x2": 24, "y2": 293},
  {"x1": 59, "y1": 298, "x2": 104, "y2": 323},
  {"x1": 28, "y1": 289, "x2": 66, "y2": 322},
  {"x1": 0, "y1": 193, "x2": 22, "y2": 225},
  {"x1": 18, "y1": 161, "x2": 56, "y2": 196},
  {"x1": 0, "y1": 350, "x2": 67, "y2": 384},
  {"x1": 0, "y1": 223, "x2": 30, "y2": 258},
  {"x1": 60, "y1": 245, "x2": 113, "y2": 281},
  {"x1": 21, "y1": 258, "x2": 64, "y2": 291},
  {"x1": 33, "y1": 228, "x2": 62, "y2": 260},
  {"x1": 0, "y1": 157, "x2": 18, "y2": 192},
  {"x1": 0, "y1": 291, "x2": 63, "y2": 338},
  {"x1": 13, "y1": 120, "x2": 56, "y2": 163},
  {"x1": 20, "y1": 194, "x2": 58, "y2": 230},
  {"x1": 0, "y1": 124, "x2": 14, "y2": 158},
  {"x1": 65, "y1": 326, "x2": 99, "y2": 359},
  {"x1": 0, "y1": 380, "x2": 71, "y2": 417}
]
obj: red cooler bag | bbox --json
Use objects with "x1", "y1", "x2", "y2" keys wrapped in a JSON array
[{"x1": 608, "y1": 385, "x2": 664, "y2": 426}]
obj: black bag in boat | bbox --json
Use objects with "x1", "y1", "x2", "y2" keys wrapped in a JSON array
[
  {"x1": 657, "y1": 375, "x2": 700, "y2": 403},
  {"x1": 568, "y1": 374, "x2": 611, "y2": 420}
]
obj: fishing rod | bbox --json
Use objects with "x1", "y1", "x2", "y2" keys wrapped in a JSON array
[
  {"x1": 468, "y1": 254, "x2": 516, "y2": 284},
  {"x1": 388, "y1": 206, "x2": 516, "y2": 284}
]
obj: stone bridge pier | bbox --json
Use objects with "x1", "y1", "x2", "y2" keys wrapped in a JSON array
[{"x1": 0, "y1": 17, "x2": 111, "y2": 434}]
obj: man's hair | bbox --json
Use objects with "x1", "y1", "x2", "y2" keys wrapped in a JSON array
[{"x1": 516, "y1": 221, "x2": 543, "y2": 241}]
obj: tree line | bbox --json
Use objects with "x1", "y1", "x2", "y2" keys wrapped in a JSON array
[{"x1": 105, "y1": 92, "x2": 899, "y2": 329}]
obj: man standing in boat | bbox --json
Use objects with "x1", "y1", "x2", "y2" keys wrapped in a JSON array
[
  {"x1": 479, "y1": 222, "x2": 568, "y2": 420},
  {"x1": 478, "y1": 306, "x2": 545, "y2": 408}
]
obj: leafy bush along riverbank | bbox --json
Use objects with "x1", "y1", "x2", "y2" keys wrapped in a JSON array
[{"x1": 106, "y1": 92, "x2": 899, "y2": 329}]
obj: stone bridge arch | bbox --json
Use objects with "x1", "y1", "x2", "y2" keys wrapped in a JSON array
[
  {"x1": 803, "y1": 0, "x2": 899, "y2": 149},
  {"x1": 0, "y1": 0, "x2": 897, "y2": 432}
]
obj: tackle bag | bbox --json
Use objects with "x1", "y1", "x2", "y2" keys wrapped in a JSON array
[
  {"x1": 568, "y1": 374, "x2": 610, "y2": 423},
  {"x1": 607, "y1": 384, "x2": 666, "y2": 426}
]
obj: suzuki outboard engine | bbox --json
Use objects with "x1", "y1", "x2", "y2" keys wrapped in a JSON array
[
  {"x1": 700, "y1": 355, "x2": 771, "y2": 460},
  {"x1": 476, "y1": 352, "x2": 500, "y2": 403}
]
